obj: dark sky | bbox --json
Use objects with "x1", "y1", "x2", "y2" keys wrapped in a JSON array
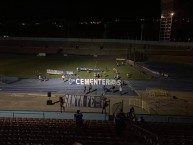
[
  {"x1": 0, "y1": 0, "x2": 160, "y2": 20},
  {"x1": 175, "y1": 0, "x2": 193, "y2": 18}
]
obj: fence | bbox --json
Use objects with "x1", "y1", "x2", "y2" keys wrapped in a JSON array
[
  {"x1": 112, "y1": 101, "x2": 123, "y2": 116},
  {"x1": 1, "y1": 110, "x2": 193, "y2": 123},
  {"x1": 128, "y1": 98, "x2": 151, "y2": 114},
  {"x1": 0, "y1": 111, "x2": 107, "y2": 120},
  {"x1": 146, "y1": 88, "x2": 168, "y2": 97}
]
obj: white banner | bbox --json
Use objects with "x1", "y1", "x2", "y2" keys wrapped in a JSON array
[{"x1": 69, "y1": 78, "x2": 121, "y2": 86}]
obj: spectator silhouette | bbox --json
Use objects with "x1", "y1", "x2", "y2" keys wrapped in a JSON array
[
  {"x1": 127, "y1": 107, "x2": 136, "y2": 121},
  {"x1": 115, "y1": 109, "x2": 126, "y2": 135},
  {"x1": 74, "y1": 110, "x2": 83, "y2": 128}
]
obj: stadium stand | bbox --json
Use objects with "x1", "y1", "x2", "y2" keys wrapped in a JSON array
[
  {"x1": 0, "y1": 117, "x2": 149, "y2": 145},
  {"x1": 1, "y1": 116, "x2": 193, "y2": 145},
  {"x1": 132, "y1": 121, "x2": 193, "y2": 145},
  {"x1": 1, "y1": 38, "x2": 193, "y2": 145}
]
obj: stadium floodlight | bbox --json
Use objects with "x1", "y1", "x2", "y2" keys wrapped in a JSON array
[
  {"x1": 170, "y1": 12, "x2": 174, "y2": 41},
  {"x1": 170, "y1": 12, "x2": 174, "y2": 27}
]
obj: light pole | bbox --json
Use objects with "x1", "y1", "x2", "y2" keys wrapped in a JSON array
[
  {"x1": 170, "y1": 12, "x2": 174, "y2": 28},
  {"x1": 170, "y1": 12, "x2": 174, "y2": 41}
]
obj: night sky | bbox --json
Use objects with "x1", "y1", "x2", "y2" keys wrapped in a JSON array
[
  {"x1": 1, "y1": 0, "x2": 193, "y2": 41},
  {"x1": 0, "y1": 0, "x2": 160, "y2": 20}
]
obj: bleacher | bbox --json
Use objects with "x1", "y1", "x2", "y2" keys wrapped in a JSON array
[
  {"x1": 1, "y1": 116, "x2": 193, "y2": 145},
  {"x1": 0, "y1": 117, "x2": 148, "y2": 145},
  {"x1": 131, "y1": 121, "x2": 193, "y2": 145}
]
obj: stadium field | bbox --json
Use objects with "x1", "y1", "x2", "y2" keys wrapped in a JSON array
[{"x1": 0, "y1": 54, "x2": 152, "y2": 80}]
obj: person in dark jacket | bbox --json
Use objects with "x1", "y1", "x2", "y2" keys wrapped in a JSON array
[
  {"x1": 115, "y1": 109, "x2": 126, "y2": 135},
  {"x1": 74, "y1": 110, "x2": 83, "y2": 128}
]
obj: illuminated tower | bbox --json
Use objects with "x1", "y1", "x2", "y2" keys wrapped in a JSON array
[
  {"x1": 160, "y1": 0, "x2": 193, "y2": 42},
  {"x1": 159, "y1": 0, "x2": 174, "y2": 41}
]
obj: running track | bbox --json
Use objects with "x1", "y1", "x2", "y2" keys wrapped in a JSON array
[{"x1": 1, "y1": 77, "x2": 193, "y2": 96}]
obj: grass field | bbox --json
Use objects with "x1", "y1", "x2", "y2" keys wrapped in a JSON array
[{"x1": 0, "y1": 55, "x2": 152, "y2": 80}]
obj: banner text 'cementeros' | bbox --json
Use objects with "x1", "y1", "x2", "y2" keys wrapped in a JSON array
[{"x1": 69, "y1": 79, "x2": 121, "y2": 86}]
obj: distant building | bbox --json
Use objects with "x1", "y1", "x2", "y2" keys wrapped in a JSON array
[{"x1": 160, "y1": 0, "x2": 193, "y2": 42}]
